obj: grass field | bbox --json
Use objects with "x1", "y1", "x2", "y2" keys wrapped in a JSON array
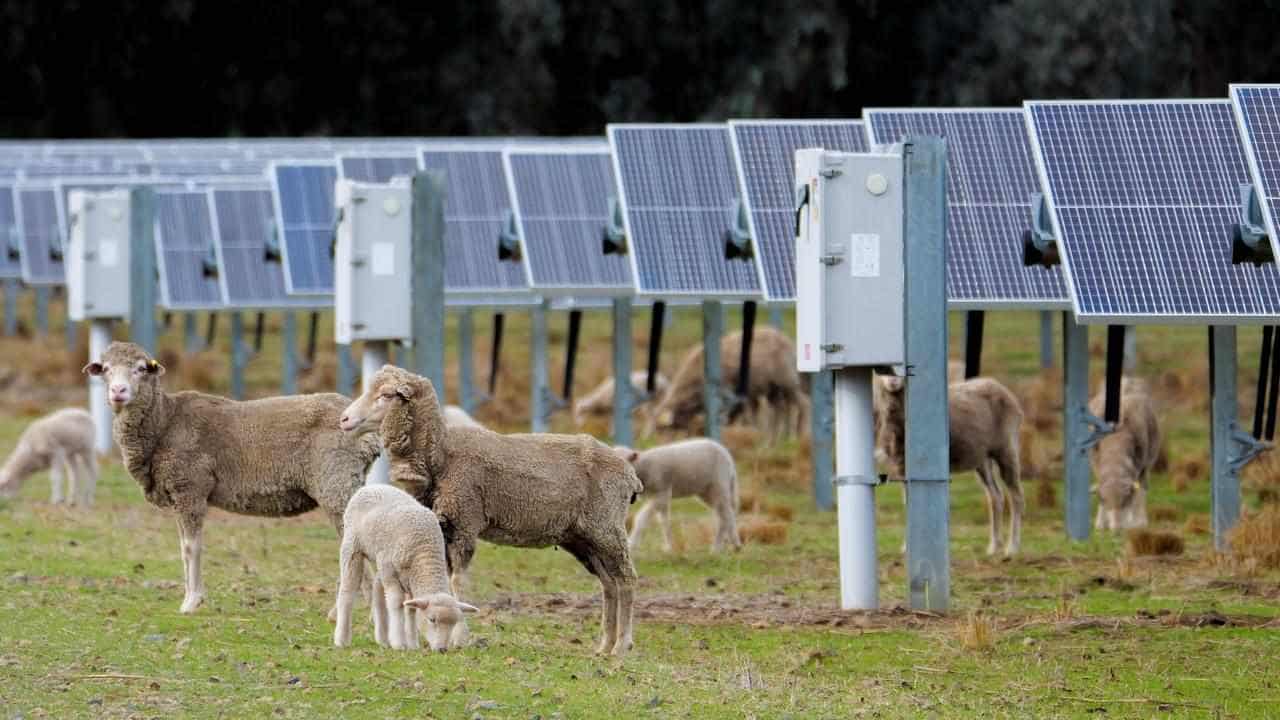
[{"x1": 1, "y1": 294, "x2": 1278, "y2": 719}]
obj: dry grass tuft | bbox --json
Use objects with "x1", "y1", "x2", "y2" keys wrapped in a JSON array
[
  {"x1": 1052, "y1": 589, "x2": 1077, "y2": 622},
  {"x1": 1148, "y1": 504, "x2": 1182, "y2": 523},
  {"x1": 1019, "y1": 370, "x2": 1061, "y2": 435},
  {"x1": 1152, "y1": 442, "x2": 1171, "y2": 474},
  {"x1": 720, "y1": 426, "x2": 762, "y2": 456},
  {"x1": 1126, "y1": 529, "x2": 1185, "y2": 557},
  {"x1": 298, "y1": 356, "x2": 338, "y2": 395},
  {"x1": 176, "y1": 352, "x2": 223, "y2": 393},
  {"x1": 1170, "y1": 455, "x2": 1207, "y2": 494},
  {"x1": 957, "y1": 611, "x2": 996, "y2": 652},
  {"x1": 1227, "y1": 505, "x2": 1280, "y2": 570},
  {"x1": 738, "y1": 487, "x2": 762, "y2": 515},
  {"x1": 1115, "y1": 555, "x2": 1136, "y2": 581},
  {"x1": 1035, "y1": 477, "x2": 1057, "y2": 510},
  {"x1": 1243, "y1": 452, "x2": 1280, "y2": 507},
  {"x1": 1018, "y1": 427, "x2": 1046, "y2": 481},
  {"x1": 739, "y1": 516, "x2": 789, "y2": 545},
  {"x1": 764, "y1": 503, "x2": 794, "y2": 522},
  {"x1": 1183, "y1": 513, "x2": 1211, "y2": 536}
]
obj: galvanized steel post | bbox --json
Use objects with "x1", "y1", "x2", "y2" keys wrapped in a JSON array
[
  {"x1": 531, "y1": 298, "x2": 551, "y2": 432},
  {"x1": 1039, "y1": 310, "x2": 1054, "y2": 369},
  {"x1": 810, "y1": 370, "x2": 835, "y2": 511},
  {"x1": 1210, "y1": 326, "x2": 1242, "y2": 551},
  {"x1": 1062, "y1": 313, "x2": 1091, "y2": 541},
  {"x1": 128, "y1": 188, "x2": 157, "y2": 355},
  {"x1": 411, "y1": 171, "x2": 447, "y2": 394},
  {"x1": 459, "y1": 309, "x2": 476, "y2": 413},
  {"x1": 702, "y1": 300, "x2": 723, "y2": 441},
  {"x1": 363, "y1": 341, "x2": 391, "y2": 485},
  {"x1": 281, "y1": 311, "x2": 298, "y2": 395},
  {"x1": 230, "y1": 312, "x2": 246, "y2": 400},
  {"x1": 611, "y1": 296, "x2": 633, "y2": 446}
]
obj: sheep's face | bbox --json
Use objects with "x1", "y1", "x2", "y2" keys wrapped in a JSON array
[
  {"x1": 404, "y1": 593, "x2": 477, "y2": 652},
  {"x1": 83, "y1": 342, "x2": 165, "y2": 411},
  {"x1": 1096, "y1": 476, "x2": 1145, "y2": 531},
  {"x1": 339, "y1": 366, "x2": 416, "y2": 435},
  {"x1": 875, "y1": 375, "x2": 906, "y2": 427}
]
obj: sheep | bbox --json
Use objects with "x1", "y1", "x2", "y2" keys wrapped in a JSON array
[
  {"x1": 339, "y1": 364, "x2": 642, "y2": 656},
  {"x1": 573, "y1": 371, "x2": 671, "y2": 427},
  {"x1": 334, "y1": 484, "x2": 477, "y2": 651},
  {"x1": 1088, "y1": 378, "x2": 1161, "y2": 532},
  {"x1": 442, "y1": 404, "x2": 484, "y2": 430},
  {"x1": 83, "y1": 341, "x2": 382, "y2": 614},
  {"x1": 876, "y1": 375, "x2": 1025, "y2": 557},
  {"x1": 612, "y1": 438, "x2": 740, "y2": 552},
  {"x1": 0, "y1": 407, "x2": 97, "y2": 506},
  {"x1": 647, "y1": 327, "x2": 808, "y2": 440}
]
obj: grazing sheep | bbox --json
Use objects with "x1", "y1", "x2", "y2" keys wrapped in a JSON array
[
  {"x1": 83, "y1": 342, "x2": 381, "y2": 614},
  {"x1": 0, "y1": 408, "x2": 97, "y2": 506},
  {"x1": 334, "y1": 484, "x2": 477, "y2": 651},
  {"x1": 442, "y1": 405, "x2": 483, "y2": 430},
  {"x1": 876, "y1": 375, "x2": 1025, "y2": 557},
  {"x1": 647, "y1": 327, "x2": 808, "y2": 440},
  {"x1": 612, "y1": 438, "x2": 740, "y2": 552},
  {"x1": 1088, "y1": 378, "x2": 1161, "y2": 532},
  {"x1": 339, "y1": 364, "x2": 642, "y2": 656},
  {"x1": 573, "y1": 371, "x2": 671, "y2": 427}
]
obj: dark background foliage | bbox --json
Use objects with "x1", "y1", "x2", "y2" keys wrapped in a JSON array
[{"x1": 3, "y1": 0, "x2": 1279, "y2": 139}]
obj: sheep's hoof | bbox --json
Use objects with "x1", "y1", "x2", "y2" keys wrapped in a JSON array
[
  {"x1": 610, "y1": 639, "x2": 633, "y2": 658},
  {"x1": 326, "y1": 605, "x2": 339, "y2": 624},
  {"x1": 594, "y1": 639, "x2": 615, "y2": 656},
  {"x1": 179, "y1": 594, "x2": 205, "y2": 614}
]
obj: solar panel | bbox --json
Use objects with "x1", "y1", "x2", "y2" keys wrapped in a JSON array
[
  {"x1": 154, "y1": 190, "x2": 223, "y2": 310},
  {"x1": 209, "y1": 184, "x2": 323, "y2": 309},
  {"x1": 729, "y1": 120, "x2": 870, "y2": 302},
  {"x1": 338, "y1": 154, "x2": 420, "y2": 183},
  {"x1": 607, "y1": 124, "x2": 760, "y2": 298},
  {"x1": 1026, "y1": 99, "x2": 1280, "y2": 323},
  {"x1": 419, "y1": 146, "x2": 529, "y2": 299},
  {"x1": 270, "y1": 161, "x2": 338, "y2": 295},
  {"x1": 865, "y1": 109, "x2": 1070, "y2": 309},
  {"x1": 0, "y1": 186, "x2": 20, "y2": 279},
  {"x1": 14, "y1": 186, "x2": 63, "y2": 285},
  {"x1": 503, "y1": 145, "x2": 633, "y2": 296},
  {"x1": 1230, "y1": 84, "x2": 1280, "y2": 263}
]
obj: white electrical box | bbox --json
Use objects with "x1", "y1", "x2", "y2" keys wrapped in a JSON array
[
  {"x1": 794, "y1": 148, "x2": 905, "y2": 372},
  {"x1": 334, "y1": 178, "x2": 413, "y2": 344},
  {"x1": 67, "y1": 189, "x2": 131, "y2": 321}
]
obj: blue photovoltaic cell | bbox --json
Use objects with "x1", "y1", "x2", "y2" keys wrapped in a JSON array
[
  {"x1": 505, "y1": 149, "x2": 632, "y2": 294},
  {"x1": 0, "y1": 186, "x2": 20, "y2": 279},
  {"x1": 271, "y1": 163, "x2": 337, "y2": 294},
  {"x1": 1231, "y1": 85, "x2": 1280, "y2": 263},
  {"x1": 15, "y1": 187, "x2": 63, "y2": 285},
  {"x1": 420, "y1": 149, "x2": 528, "y2": 295},
  {"x1": 608, "y1": 124, "x2": 760, "y2": 296},
  {"x1": 210, "y1": 186, "x2": 320, "y2": 308},
  {"x1": 339, "y1": 155, "x2": 420, "y2": 183},
  {"x1": 729, "y1": 120, "x2": 869, "y2": 301},
  {"x1": 155, "y1": 190, "x2": 223, "y2": 310},
  {"x1": 866, "y1": 109, "x2": 1069, "y2": 308},
  {"x1": 1026, "y1": 100, "x2": 1280, "y2": 322}
]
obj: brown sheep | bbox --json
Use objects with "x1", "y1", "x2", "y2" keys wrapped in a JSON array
[
  {"x1": 876, "y1": 375, "x2": 1025, "y2": 557},
  {"x1": 573, "y1": 371, "x2": 670, "y2": 427},
  {"x1": 339, "y1": 365, "x2": 642, "y2": 657},
  {"x1": 83, "y1": 342, "x2": 382, "y2": 614},
  {"x1": 1088, "y1": 378, "x2": 1161, "y2": 532}
]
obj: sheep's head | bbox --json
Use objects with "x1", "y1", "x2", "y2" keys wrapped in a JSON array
[
  {"x1": 83, "y1": 342, "x2": 165, "y2": 411},
  {"x1": 339, "y1": 364, "x2": 421, "y2": 435},
  {"x1": 874, "y1": 374, "x2": 906, "y2": 426},
  {"x1": 403, "y1": 593, "x2": 477, "y2": 652},
  {"x1": 1095, "y1": 471, "x2": 1146, "y2": 532}
]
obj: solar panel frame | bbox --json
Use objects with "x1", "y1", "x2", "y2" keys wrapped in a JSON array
[
  {"x1": 607, "y1": 123, "x2": 762, "y2": 299},
  {"x1": 1025, "y1": 98, "x2": 1280, "y2": 325},
  {"x1": 336, "y1": 153, "x2": 422, "y2": 183},
  {"x1": 14, "y1": 184, "x2": 64, "y2": 285},
  {"x1": 1229, "y1": 84, "x2": 1280, "y2": 264},
  {"x1": 153, "y1": 188, "x2": 225, "y2": 311},
  {"x1": 864, "y1": 107, "x2": 1072, "y2": 311},
  {"x1": 502, "y1": 143, "x2": 634, "y2": 297},
  {"x1": 0, "y1": 185, "x2": 20, "y2": 279},
  {"x1": 269, "y1": 159, "x2": 339, "y2": 296}
]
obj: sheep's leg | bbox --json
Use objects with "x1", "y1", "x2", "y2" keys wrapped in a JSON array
[
  {"x1": 178, "y1": 512, "x2": 206, "y2": 613},
  {"x1": 994, "y1": 448, "x2": 1023, "y2": 557},
  {"x1": 369, "y1": 575, "x2": 389, "y2": 647},
  {"x1": 1094, "y1": 503, "x2": 1107, "y2": 531},
  {"x1": 446, "y1": 536, "x2": 476, "y2": 600},
  {"x1": 975, "y1": 463, "x2": 1003, "y2": 557},
  {"x1": 403, "y1": 605, "x2": 419, "y2": 650},
  {"x1": 653, "y1": 490, "x2": 673, "y2": 553},
  {"x1": 49, "y1": 449, "x2": 65, "y2": 505},
  {"x1": 627, "y1": 499, "x2": 657, "y2": 549},
  {"x1": 706, "y1": 487, "x2": 739, "y2": 551},
  {"x1": 381, "y1": 575, "x2": 407, "y2": 650},
  {"x1": 78, "y1": 452, "x2": 98, "y2": 507},
  {"x1": 334, "y1": 542, "x2": 364, "y2": 648},
  {"x1": 597, "y1": 534, "x2": 637, "y2": 657},
  {"x1": 563, "y1": 540, "x2": 614, "y2": 654}
]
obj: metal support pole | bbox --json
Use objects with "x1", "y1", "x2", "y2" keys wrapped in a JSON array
[
  {"x1": 1123, "y1": 325, "x2": 1137, "y2": 371},
  {"x1": 611, "y1": 297, "x2": 633, "y2": 446},
  {"x1": 1039, "y1": 310, "x2": 1054, "y2": 370},
  {"x1": 810, "y1": 370, "x2": 835, "y2": 511},
  {"x1": 1209, "y1": 326, "x2": 1242, "y2": 551},
  {"x1": 184, "y1": 313, "x2": 200, "y2": 353},
  {"x1": 459, "y1": 309, "x2": 476, "y2": 413},
  {"x1": 563, "y1": 309, "x2": 583, "y2": 402},
  {"x1": 411, "y1": 171, "x2": 447, "y2": 394},
  {"x1": 281, "y1": 311, "x2": 298, "y2": 395},
  {"x1": 702, "y1": 300, "x2": 723, "y2": 441},
  {"x1": 646, "y1": 301, "x2": 666, "y2": 395},
  {"x1": 88, "y1": 319, "x2": 113, "y2": 454},
  {"x1": 363, "y1": 341, "x2": 391, "y2": 485},
  {"x1": 64, "y1": 300, "x2": 76, "y2": 352},
  {"x1": 3, "y1": 280, "x2": 17, "y2": 336},
  {"x1": 834, "y1": 367, "x2": 878, "y2": 610},
  {"x1": 768, "y1": 304, "x2": 784, "y2": 330},
  {"x1": 230, "y1": 313, "x2": 246, "y2": 400},
  {"x1": 903, "y1": 136, "x2": 950, "y2": 613},
  {"x1": 306, "y1": 311, "x2": 319, "y2": 367},
  {"x1": 128, "y1": 188, "x2": 157, "y2": 354},
  {"x1": 34, "y1": 286, "x2": 48, "y2": 336},
  {"x1": 489, "y1": 312, "x2": 505, "y2": 398},
  {"x1": 205, "y1": 313, "x2": 217, "y2": 348},
  {"x1": 531, "y1": 299, "x2": 551, "y2": 432},
  {"x1": 253, "y1": 311, "x2": 266, "y2": 354},
  {"x1": 963, "y1": 310, "x2": 983, "y2": 378},
  {"x1": 1062, "y1": 313, "x2": 1092, "y2": 541},
  {"x1": 337, "y1": 344, "x2": 355, "y2": 397}
]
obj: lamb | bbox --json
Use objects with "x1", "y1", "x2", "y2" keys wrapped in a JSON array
[
  {"x1": 83, "y1": 341, "x2": 382, "y2": 614},
  {"x1": 612, "y1": 438, "x2": 740, "y2": 552},
  {"x1": 1088, "y1": 378, "x2": 1161, "y2": 532},
  {"x1": 334, "y1": 484, "x2": 477, "y2": 651},
  {"x1": 876, "y1": 375, "x2": 1025, "y2": 557},
  {"x1": 647, "y1": 327, "x2": 808, "y2": 439},
  {"x1": 442, "y1": 404, "x2": 484, "y2": 430},
  {"x1": 573, "y1": 371, "x2": 671, "y2": 427},
  {"x1": 0, "y1": 408, "x2": 97, "y2": 506},
  {"x1": 339, "y1": 364, "x2": 642, "y2": 656}
]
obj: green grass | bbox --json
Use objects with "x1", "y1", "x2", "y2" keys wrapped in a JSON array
[{"x1": 1, "y1": 296, "x2": 1279, "y2": 718}]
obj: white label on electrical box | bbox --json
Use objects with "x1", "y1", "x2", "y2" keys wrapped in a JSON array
[
  {"x1": 371, "y1": 243, "x2": 395, "y2": 276},
  {"x1": 99, "y1": 240, "x2": 119, "y2": 267},
  {"x1": 849, "y1": 233, "x2": 880, "y2": 277}
]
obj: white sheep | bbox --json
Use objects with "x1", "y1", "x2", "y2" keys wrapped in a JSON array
[
  {"x1": 0, "y1": 408, "x2": 97, "y2": 506},
  {"x1": 334, "y1": 484, "x2": 477, "y2": 651},
  {"x1": 442, "y1": 405, "x2": 484, "y2": 430},
  {"x1": 574, "y1": 371, "x2": 670, "y2": 427},
  {"x1": 613, "y1": 438, "x2": 741, "y2": 552}
]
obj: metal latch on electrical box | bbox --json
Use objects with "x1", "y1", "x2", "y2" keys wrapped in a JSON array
[
  {"x1": 833, "y1": 474, "x2": 885, "y2": 487},
  {"x1": 820, "y1": 255, "x2": 843, "y2": 266},
  {"x1": 820, "y1": 169, "x2": 842, "y2": 179},
  {"x1": 821, "y1": 343, "x2": 843, "y2": 353}
]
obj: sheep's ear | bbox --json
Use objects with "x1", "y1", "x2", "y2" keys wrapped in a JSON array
[
  {"x1": 146, "y1": 358, "x2": 165, "y2": 376},
  {"x1": 395, "y1": 382, "x2": 416, "y2": 400},
  {"x1": 403, "y1": 597, "x2": 430, "y2": 610},
  {"x1": 457, "y1": 601, "x2": 479, "y2": 614},
  {"x1": 1132, "y1": 480, "x2": 1142, "y2": 492},
  {"x1": 627, "y1": 450, "x2": 640, "y2": 463},
  {"x1": 82, "y1": 362, "x2": 104, "y2": 376}
]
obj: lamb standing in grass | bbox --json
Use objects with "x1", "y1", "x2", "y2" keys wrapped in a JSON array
[
  {"x1": 334, "y1": 484, "x2": 476, "y2": 651},
  {"x1": 612, "y1": 438, "x2": 740, "y2": 552},
  {"x1": 442, "y1": 405, "x2": 484, "y2": 430},
  {"x1": 876, "y1": 375, "x2": 1025, "y2": 557},
  {"x1": 0, "y1": 408, "x2": 97, "y2": 506},
  {"x1": 84, "y1": 342, "x2": 382, "y2": 614},
  {"x1": 339, "y1": 365, "x2": 642, "y2": 656},
  {"x1": 574, "y1": 371, "x2": 670, "y2": 427},
  {"x1": 1089, "y1": 379, "x2": 1161, "y2": 532}
]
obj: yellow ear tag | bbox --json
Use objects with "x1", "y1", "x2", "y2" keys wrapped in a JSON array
[{"x1": 147, "y1": 359, "x2": 158, "y2": 371}]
